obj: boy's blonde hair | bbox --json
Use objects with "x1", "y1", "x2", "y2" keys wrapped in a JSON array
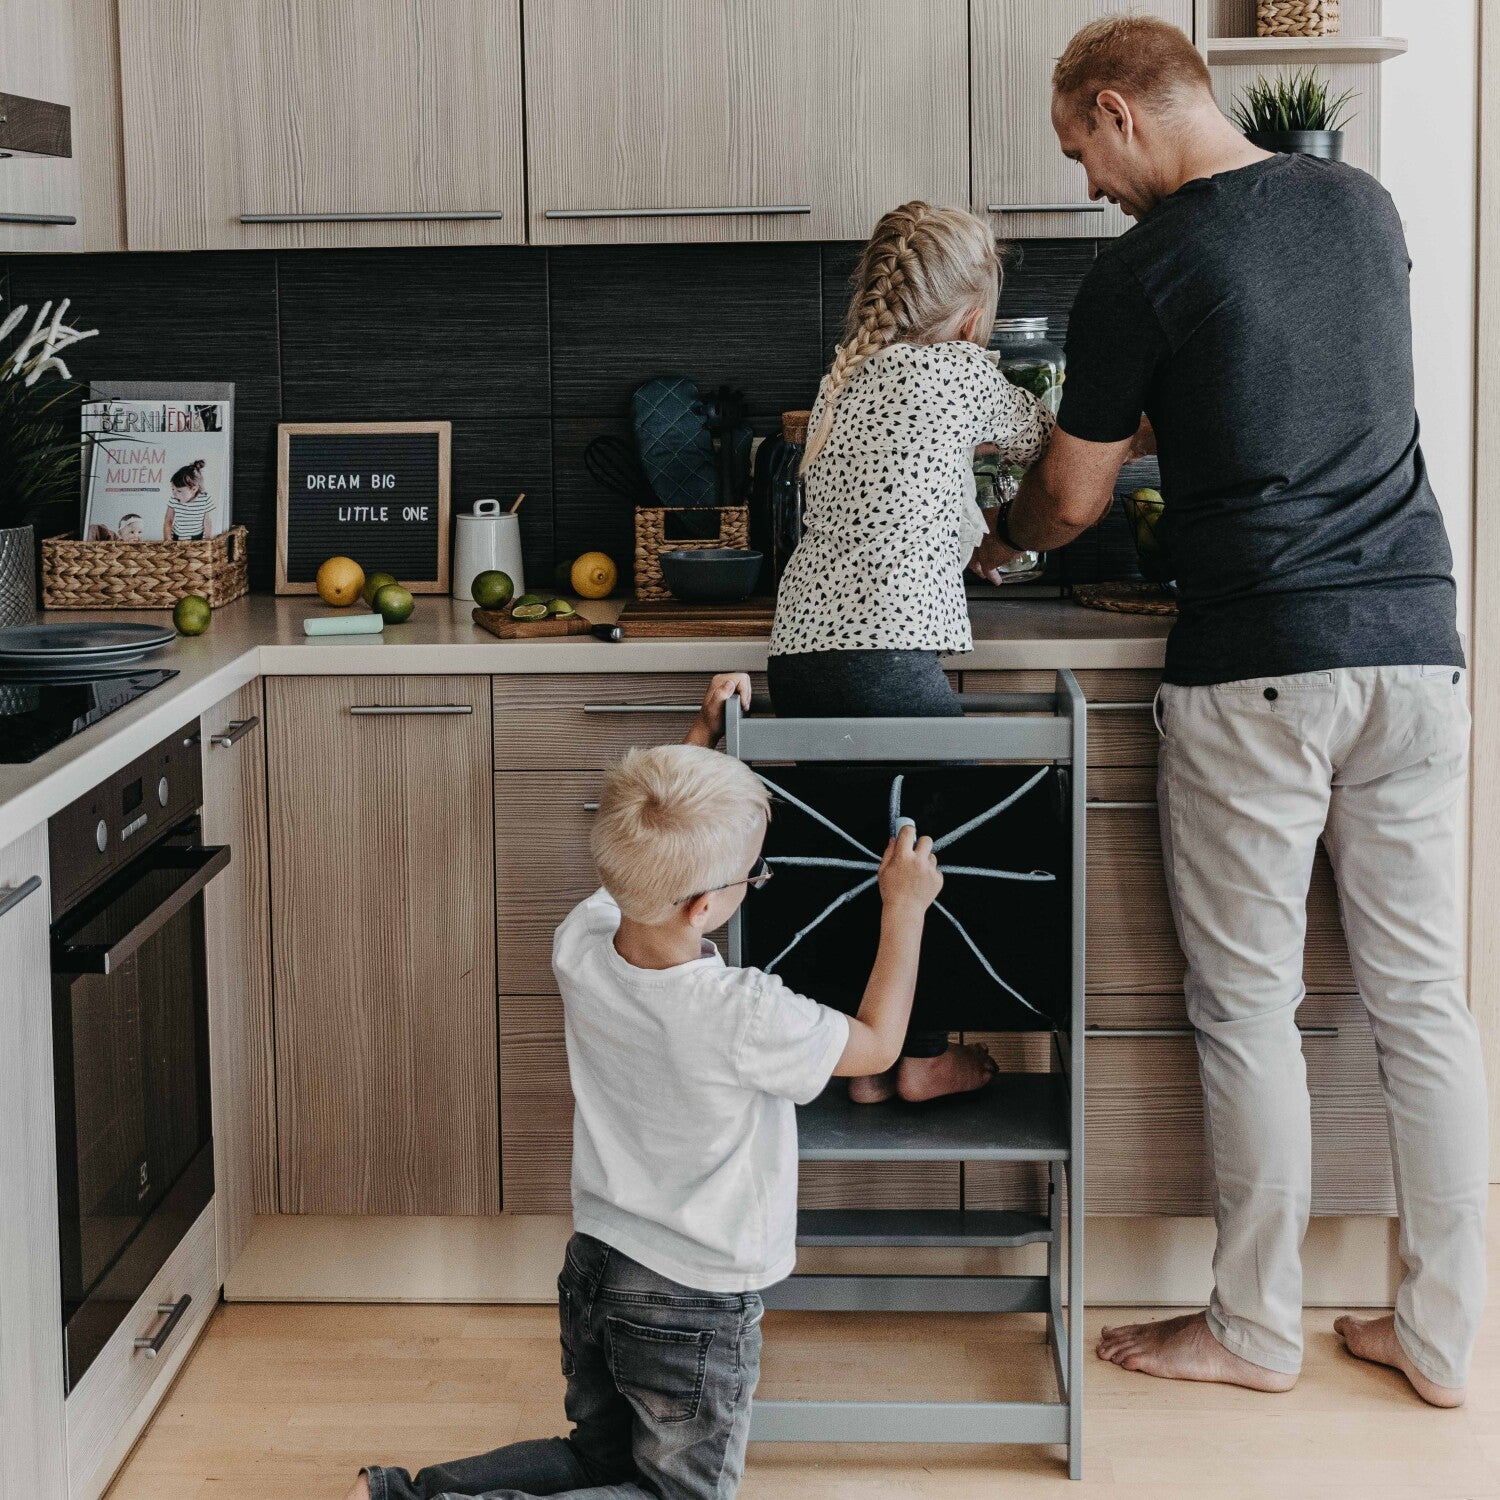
[
  {"x1": 802, "y1": 201, "x2": 1003, "y2": 471},
  {"x1": 592, "y1": 743, "x2": 771, "y2": 924}
]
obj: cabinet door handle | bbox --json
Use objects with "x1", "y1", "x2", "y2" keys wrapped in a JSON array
[
  {"x1": 210, "y1": 715, "x2": 259, "y2": 749},
  {"x1": 1088, "y1": 800, "x2": 1158, "y2": 810},
  {"x1": 0, "y1": 875, "x2": 41, "y2": 919},
  {"x1": 582, "y1": 703, "x2": 699, "y2": 715},
  {"x1": 1086, "y1": 1026, "x2": 1339, "y2": 1039},
  {"x1": 986, "y1": 203, "x2": 1105, "y2": 215},
  {"x1": 133, "y1": 1295, "x2": 192, "y2": 1358},
  {"x1": 1087, "y1": 702, "x2": 1157, "y2": 712},
  {"x1": 350, "y1": 704, "x2": 474, "y2": 716},
  {"x1": 545, "y1": 205, "x2": 811, "y2": 220},
  {"x1": 582, "y1": 802, "x2": 599, "y2": 812},
  {"x1": 0, "y1": 212, "x2": 77, "y2": 226},
  {"x1": 239, "y1": 210, "x2": 505, "y2": 224}
]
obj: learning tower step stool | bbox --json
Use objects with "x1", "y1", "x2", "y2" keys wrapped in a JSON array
[{"x1": 725, "y1": 674, "x2": 1087, "y2": 1480}]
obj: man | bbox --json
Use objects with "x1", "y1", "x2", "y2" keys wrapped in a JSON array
[{"x1": 977, "y1": 15, "x2": 1486, "y2": 1407}]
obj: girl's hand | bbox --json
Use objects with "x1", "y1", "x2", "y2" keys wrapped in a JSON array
[{"x1": 686, "y1": 673, "x2": 752, "y2": 746}]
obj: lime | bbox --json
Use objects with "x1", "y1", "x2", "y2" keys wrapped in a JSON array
[
  {"x1": 1128, "y1": 487, "x2": 1164, "y2": 510},
  {"x1": 372, "y1": 583, "x2": 415, "y2": 623},
  {"x1": 361, "y1": 570, "x2": 398, "y2": 607},
  {"x1": 547, "y1": 598, "x2": 577, "y2": 617},
  {"x1": 515, "y1": 592, "x2": 547, "y2": 608},
  {"x1": 553, "y1": 559, "x2": 575, "y2": 592},
  {"x1": 471, "y1": 570, "x2": 515, "y2": 610},
  {"x1": 173, "y1": 594, "x2": 212, "y2": 636},
  {"x1": 511, "y1": 602, "x2": 549, "y2": 621}
]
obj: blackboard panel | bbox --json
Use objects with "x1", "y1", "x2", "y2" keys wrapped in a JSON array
[
  {"x1": 741, "y1": 765, "x2": 1070, "y2": 1034},
  {"x1": 276, "y1": 422, "x2": 450, "y2": 593}
]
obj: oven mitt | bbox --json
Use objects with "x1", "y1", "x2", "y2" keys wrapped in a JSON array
[{"x1": 633, "y1": 376, "x2": 719, "y2": 509}]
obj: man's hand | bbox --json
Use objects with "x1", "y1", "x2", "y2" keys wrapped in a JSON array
[
  {"x1": 685, "y1": 672, "x2": 752, "y2": 746},
  {"x1": 878, "y1": 823, "x2": 943, "y2": 914}
]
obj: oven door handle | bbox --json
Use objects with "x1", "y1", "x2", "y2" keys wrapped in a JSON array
[{"x1": 52, "y1": 844, "x2": 231, "y2": 976}]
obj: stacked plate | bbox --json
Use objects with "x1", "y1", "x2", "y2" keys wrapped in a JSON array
[{"x1": 0, "y1": 623, "x2": 177, "y2": 678}]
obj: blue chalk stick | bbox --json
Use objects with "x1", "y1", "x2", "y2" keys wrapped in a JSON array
[{"x1": 303, "y1": 612, "x2": 386, "y2": 637}]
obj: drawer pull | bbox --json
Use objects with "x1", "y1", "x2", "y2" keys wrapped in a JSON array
[
  {"x1": 582, "y1": 703, "x2": 699, "y2": 715},
  {"x1": 1087, "y1": 702, "x2": 1157, "y2": 712},
  {"x1": 986, "y1": 203, "x2": 1105, "y2": 215},
  {"x1": 0, "y1": 874, "x2": 41, "y2": 919},
  {"x1": 350, "y1": 704, "x2": 474, "y2": 716},
  {"x1": 583, "y1": 802, "x2": 599, "y2": 812},
  {"x1": 133, "y1": 1294, "x2": 192, "y2": 1358},
  {"x1": 0, "y1": 211, "x2": 78, "y2": 226},
  {"x1": 1086, "y1": 1026, "x2": 1339, "y2": 1039},
  {"x1": 545, "y1": 205, "x2": 811, "y2": 220},
  {"x1": 210, "y1": 715, "x2": 259, "y2": 748},
  {"x1": 1088, "y1": 800, "x2": 1158, "y2": 810},
  {"x1": 240, "y1": 210, "x2": 505, "y2": 224}
]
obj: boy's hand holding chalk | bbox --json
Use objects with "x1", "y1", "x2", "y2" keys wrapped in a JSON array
[{"x1": 879, "y1": 819, "x2": 943, "y2": 912}]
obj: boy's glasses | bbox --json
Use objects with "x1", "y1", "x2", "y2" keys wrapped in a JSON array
[{"x1": 675, "y1": 854, "x2": 774, "y2": 907}]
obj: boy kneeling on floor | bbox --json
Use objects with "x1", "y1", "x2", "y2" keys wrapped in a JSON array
[{"x1": 350, "y1": 673, "x2": 943, "y2": 1500}]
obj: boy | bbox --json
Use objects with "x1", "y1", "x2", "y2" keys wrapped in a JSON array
[{"x1": 353, "y1": 673, "x2": 942, "y2": 1500}]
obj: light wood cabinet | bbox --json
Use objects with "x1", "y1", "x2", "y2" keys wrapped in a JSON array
[
  {"x1": 970, "y1": 0, "x2": 1195, "y2": 239},
  {"x1": 117, "y1": 0, "x2": 526, "y2": 251},
  {"x1": 0, "y1": 827, "x2": 67, "y2": 1500},
  {"x1": 201, "y1": 681, "x2": 275, "y2": 1273},
  {"x1": 266, "y1": 676, "x2": 499, "y2": 1215},
  {"x1": 524, "y1": 0, "x2": 968, "y2": 244}
]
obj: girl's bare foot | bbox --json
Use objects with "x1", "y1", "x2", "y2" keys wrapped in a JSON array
[
  {"x1": 1334, "y1": 1313, "x2": 1467, "y2": 1408},
  {"x1": 896, "y1": 1043, "x2": 997, "y2": 1102},
  {"x1": 345, "y1": 1475, "x2": 371, "y2": 1500},
  {"x1": 849, "y1": 1067, "x2": 897, "y2": 1104},
  {"x1": 1096, "y1": 1310, "x2": 1297, "y2": 1392}
]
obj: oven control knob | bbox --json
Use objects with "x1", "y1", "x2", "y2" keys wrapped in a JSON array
[
  {"x1": 95, "y1": 819, "x2": 108, "y2": 853},
  {"x1": 157, "y1": 776, "x2": 169, "y2": 807}
]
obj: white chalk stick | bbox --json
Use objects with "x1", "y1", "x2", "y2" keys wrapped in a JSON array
[{"x1": 303, "y1": 613, "x2": 385, "y2": 637}]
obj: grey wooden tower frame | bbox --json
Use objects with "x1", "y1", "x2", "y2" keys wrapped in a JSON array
[{"x1": 725, "y1": 672, "x2": 1087, "y2": 1480}]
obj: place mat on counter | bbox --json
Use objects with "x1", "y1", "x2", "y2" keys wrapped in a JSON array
[
  {"x1": 616, "y1": 598, "x2": 775, "y2": 638},
  {"x1": 1072, "y1": 582, "x2": 1178, "y2": 617}
]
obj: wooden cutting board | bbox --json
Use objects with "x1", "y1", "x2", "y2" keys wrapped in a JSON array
[
  {"x1": 616, "y1": 598, "x2": 775, "y2": 638},
  {"x1": 473, "y1": 607, "x2": 598, "y2": 639}
]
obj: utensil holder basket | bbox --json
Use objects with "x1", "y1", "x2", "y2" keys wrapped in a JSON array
[
  {"x1": 633, "y1": 506, "x2": 750, "y2": 601},
  {"x1": 42, "y1": 526, "x2": 250, "y2": 609},
  {"x1": 1257, "y1": 0, "x2": 1340, "y2": 36}
]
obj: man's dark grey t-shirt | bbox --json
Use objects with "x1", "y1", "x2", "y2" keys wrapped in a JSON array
[{"x1": 1056, "y1": 153, "x2": 1462, "y2": 687}]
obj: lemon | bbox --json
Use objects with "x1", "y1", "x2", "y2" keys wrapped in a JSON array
[
  {"x1": 316, "y1": 556, "x2": 365, "y2": 607},
  {"x1": 571, "y1": 551, "x2": 618, "y2": 599},
  {"x1": 553, "y1": 559, "x2": 576, "y2": 592},
  {"x1": 372, "y1": 583, "x2": 415, "y2": 624},
  {"x1": 511, "y1": 602, "x2": 549, "y2": 621},
  {"x1": 173, "y1": 594, "x2": 212, "y2": 636},
  {"x1": 471, "y1": 570, "x2": 515, "y2": 610},
  {"x1": 547, "y1": 598, "x2": 577, "y2": 617},
  {"x1": 361, "y1": 570, "x2": 398, "y2": 607}
]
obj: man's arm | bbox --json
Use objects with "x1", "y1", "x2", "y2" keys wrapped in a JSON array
[{"x1": 1008, "y1": 425, "x2": 1141, "y2": 552}]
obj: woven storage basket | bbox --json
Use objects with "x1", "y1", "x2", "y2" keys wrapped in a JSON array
[
  {"x1": 634, "y1": 507, "x2": 750, "y2": 601},
  {"x1": 43, "y1": 525, "x2": 250, "y2": 609},
  {"x1": 1257, "y1": 0, "x2": 1340, "y2": 37}
]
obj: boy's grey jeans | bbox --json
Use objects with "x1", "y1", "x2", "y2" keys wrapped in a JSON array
[
  {"x1": 1157, "y1": 665, "x2": 1487, "y2": 1384},
  {"x1": 365, "y1": 1233, "x2": 764, "y2": 1500}
]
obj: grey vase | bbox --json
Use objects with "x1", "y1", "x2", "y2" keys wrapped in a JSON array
[{"x1": 0, "y1": 525, "x2": 38, "y2": 627}]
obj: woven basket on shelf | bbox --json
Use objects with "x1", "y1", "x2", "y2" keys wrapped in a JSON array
[
  {"x1": 42, "y1": 525, "x2": 250, "y2": 610},
  {"x1": 1257, "y1": 0, "x2": 1340, "y2": 37},
  {"x1": 634, "y1": 506, "x2": 750, "y2": 602}
]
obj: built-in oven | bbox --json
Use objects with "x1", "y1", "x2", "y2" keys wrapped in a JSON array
[{"x1": 48, "y1": 718, "x2": 228, "y2": 1392}]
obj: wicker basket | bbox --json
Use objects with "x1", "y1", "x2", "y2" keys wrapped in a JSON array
[
  {"x1": 634, "y1": 507, "x2": 750, "y2": 601},
  {"x1": 42, "y1": 526, "x2": 250, "y2": 610},
  {"x1": 1257, "y1": 0, "x2": 1340, "y2": 37}
]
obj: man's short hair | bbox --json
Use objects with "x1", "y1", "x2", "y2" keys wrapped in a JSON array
[
  {"x1": 1052, "y1": 14, "x2": 1213, "y2": 124},
  {"x1": 592, "y1": 743, "x2": 771, "y2": 924}
]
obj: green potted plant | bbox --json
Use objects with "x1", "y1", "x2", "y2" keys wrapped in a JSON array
[
  {"x1": 1231, "y1": 69, "x2": 1357, "y2": 161},
  {"x1": 0, "y1": 299, "x2": 97, "y2": 626}
]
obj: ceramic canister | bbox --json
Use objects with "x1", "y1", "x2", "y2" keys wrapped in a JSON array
[{"x1": 453, "y1": 499, "x2": 525, "y2": 601}]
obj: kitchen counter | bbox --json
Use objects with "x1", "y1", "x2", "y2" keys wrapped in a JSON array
[{"x1": 0, "y1": 593, "x2": 1168, "y2": 847}]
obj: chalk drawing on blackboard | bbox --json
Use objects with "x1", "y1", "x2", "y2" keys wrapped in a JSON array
[{"x1": 738, "y1": 774, "x2": 1068, "y2": 1032}]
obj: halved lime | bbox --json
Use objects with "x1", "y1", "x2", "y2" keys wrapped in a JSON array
[
  {"x1": 547, "y1": 598, "x2": 577, "y2": 617},
  {"x1": 511, "y1": 602, "x2": 549, "y2": 621}
]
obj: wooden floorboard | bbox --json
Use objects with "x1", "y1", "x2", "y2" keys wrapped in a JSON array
[{"x1": 108, "y1": 1236, "x2": 1500, "y2": 1498}]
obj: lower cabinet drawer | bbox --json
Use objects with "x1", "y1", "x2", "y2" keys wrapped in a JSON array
[{"x1": 67, "y1": 1200, "x2": 218, "y2": 1500}]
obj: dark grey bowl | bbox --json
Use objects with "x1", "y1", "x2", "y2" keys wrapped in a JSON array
[{"x1": 658, "y1": 548, "x2": 764, "y2": 603}]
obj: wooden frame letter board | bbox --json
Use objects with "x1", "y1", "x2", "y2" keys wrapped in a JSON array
[{"x1": 276, "y1": 421, "x2": 451, "y2": 594}]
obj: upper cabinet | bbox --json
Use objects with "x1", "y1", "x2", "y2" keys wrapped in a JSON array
[
  {"x1": 117, "y1": 0, "x2": 527, "y2": 251},
  {"x1": 524, "y1": 0, "x2": 968, "y2": 245},
  {"x1": 971, "y1": 0, "x2": 1194, "y2": 240}
]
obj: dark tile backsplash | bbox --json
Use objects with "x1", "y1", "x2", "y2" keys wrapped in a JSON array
[{"x1": 4, "y1": 240, "x2": 1100, "y2": 593}]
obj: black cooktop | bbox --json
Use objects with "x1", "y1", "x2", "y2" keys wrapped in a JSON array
[{"x1": 0, "y1": 670, "x2": 178, "y2": 764}]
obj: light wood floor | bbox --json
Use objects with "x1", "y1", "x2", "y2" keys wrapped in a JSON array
[{"x1": 106, "y1": 1272, "x2": 1500, "y2": 1500}]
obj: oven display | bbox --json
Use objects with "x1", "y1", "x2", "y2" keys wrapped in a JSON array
[{"x1": 122, "y1": 778, "x2": 143, "y2": 815}]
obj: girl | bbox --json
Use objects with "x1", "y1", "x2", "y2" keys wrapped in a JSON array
[
  {"x1": 164, "y1": 459, "x2": 217, "y2": 541},
  {"x1": 767, "y1": 201, "x2": 1055, "y2": 1105}
]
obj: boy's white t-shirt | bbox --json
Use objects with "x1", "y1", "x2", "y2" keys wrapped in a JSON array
[{"x1": 552, "y1": 887, "x2": 850, "y2": 1293}]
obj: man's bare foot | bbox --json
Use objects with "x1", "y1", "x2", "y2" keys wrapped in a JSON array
[
  {"x1": 344, "y1": 1475, "x2": 371, "y2": 1500},
  {"x1": 1096, "y1": 1310, "x2": 1297, "y2": 1392},
  {"x1": 895, "y1": 1043, "x2": 997, "y2": 1103},
  {"x1": 1334, "y1": 1313, "x2": 1467, "y2": 1408},
  {"x1": 849, "y1": 1068, "x2": 897, "y2": 1104}
]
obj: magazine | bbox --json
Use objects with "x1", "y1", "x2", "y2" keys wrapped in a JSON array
[{"x1": 82, "y1": 398, "x2": 233, "y2": 543}]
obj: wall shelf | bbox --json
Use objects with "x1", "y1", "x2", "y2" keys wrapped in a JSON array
[{"x1": 1206, "y1": 35, "x2": 1408, "y2": 66}]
